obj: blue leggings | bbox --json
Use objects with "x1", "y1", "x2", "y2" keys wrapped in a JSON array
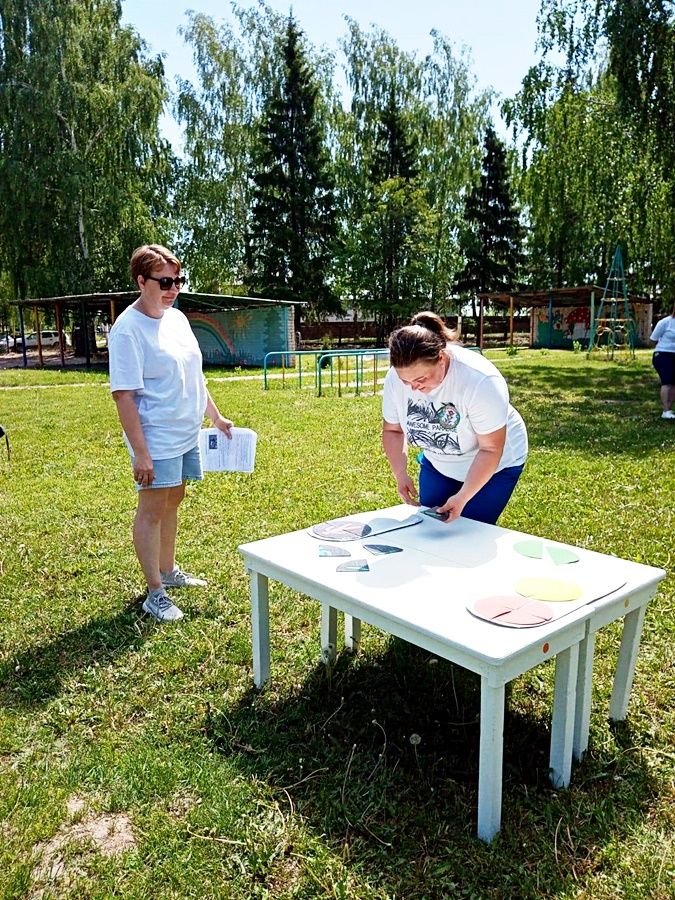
[{"x1": 419, "y1": 454, "x2": 525, "y2": 525}]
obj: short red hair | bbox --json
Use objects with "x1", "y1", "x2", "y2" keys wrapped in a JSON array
[{"x1": 130, "y1": 244, "x2": 181, "y2": 283}]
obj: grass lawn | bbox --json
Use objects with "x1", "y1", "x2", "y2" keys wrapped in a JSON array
[{"x1": 0, "y1": 349, "x2": 673, "y2": 899}]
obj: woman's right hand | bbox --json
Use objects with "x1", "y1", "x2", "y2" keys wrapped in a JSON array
[
  {"x1": 396, "y1": 473, "x2": 419, "y2": 505},
  {"x1": 133, "y1": 452, "x2": 155, "y2": 486}
]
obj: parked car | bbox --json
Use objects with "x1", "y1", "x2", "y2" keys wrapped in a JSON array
[
  {"x1": 0, "y1": 333, "x2": 16, "y2": 352},
  {"x1": 14, "y1": 330, "x2": 71, "y2": 350}
]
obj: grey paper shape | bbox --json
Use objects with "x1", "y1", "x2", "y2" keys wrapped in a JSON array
[
  {"x1": 310, "y1": 520, "x2": 373, "y2": 541},
  {"x1": 363, "y1": 544, "x2": 403, "y2": 555},
  {"x1": 318, "y1": 545, "x2": 351, "y2": 557},
  {"x1": 336, "y1": 559, "x2": 370, "y2": 572},
  {"x1": 364, "y1": 514, "x2": 424, "y2": 536}
]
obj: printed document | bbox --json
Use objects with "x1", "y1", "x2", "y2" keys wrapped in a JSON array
[{"x1": 199, "y1": 427, "x2": 257, "y2": 473}]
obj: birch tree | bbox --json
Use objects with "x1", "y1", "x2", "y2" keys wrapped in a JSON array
[{"x1": 0, "y1": 0, "x2": 170, "y2": 298}]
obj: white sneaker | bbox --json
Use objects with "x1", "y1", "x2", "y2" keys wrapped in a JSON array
[
  {"x1": 661, "y1": 410, "x2": 675, "y2": 419},
  {"x1": 161, "y1": 566, "x2": 207, "y2": 588},
  {"x1": 142, "y1": 589, "x2": 184, "y2": 621}
]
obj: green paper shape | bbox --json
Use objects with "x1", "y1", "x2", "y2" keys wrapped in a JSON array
[
  {"x1": 546, "y1": 546, "x2": 579, "y2": 565},
  {"x1": 514, "y1": 539, "x2": 544, "y2": 559}
]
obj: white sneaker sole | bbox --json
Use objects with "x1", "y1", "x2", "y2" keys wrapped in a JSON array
[{"x1": 142, "y1": 599, "x2": 184, "y2": 621}]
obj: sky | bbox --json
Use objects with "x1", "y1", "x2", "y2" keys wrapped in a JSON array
[{"x1": 121, "y1": 0, "x2": 544, "y2": 149}]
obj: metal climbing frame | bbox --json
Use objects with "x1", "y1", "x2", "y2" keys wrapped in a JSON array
[{"x1": 587, "y1": 245, "x2": 636, "y2": 360}]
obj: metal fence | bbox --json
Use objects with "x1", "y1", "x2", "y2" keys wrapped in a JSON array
[{"x1": 263, "y1": 348, "x2": 390, "y2": 395}]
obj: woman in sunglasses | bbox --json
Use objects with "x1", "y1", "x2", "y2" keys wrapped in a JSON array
[
  {"x1": 109, "y1": 244, "x2": 233, "y2": 622},
  {"x1": 382, "y1": 311, "x2": 528, "y2": 525}
]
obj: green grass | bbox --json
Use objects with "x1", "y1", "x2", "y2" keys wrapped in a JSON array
[{"x1": 0, "y1": 350, "x2": 673, "y2": 899}]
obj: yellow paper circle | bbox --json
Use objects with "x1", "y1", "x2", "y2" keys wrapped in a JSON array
[{"x1": 515, "y1": 577, "x2": 582, "y2": 603}]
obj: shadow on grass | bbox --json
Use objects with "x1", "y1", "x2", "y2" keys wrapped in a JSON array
[
  {"x1": 505, "y1": 359, "x2": 656, "y2": 401},
  {"x1": 0, "y1": 599, "x2": 148, "y2": 708},
  {"x1": 206, "y1": 640, "x2": 657, "y2": 895},
  {"x1": 506, "y1": 362, "x2": 674, "y2": 458}
]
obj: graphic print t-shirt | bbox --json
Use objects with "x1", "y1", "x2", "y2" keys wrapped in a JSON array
[{"x1": 382, "y1": 344, "x2": 528, "y2": 480}]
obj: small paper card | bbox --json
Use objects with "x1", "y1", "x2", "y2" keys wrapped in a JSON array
[{"x1": 199, "y1": 427, "x2": 257, "y2": 473}]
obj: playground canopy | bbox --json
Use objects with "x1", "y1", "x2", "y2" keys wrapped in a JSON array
[
  {"x1": 477, "y1": 286, "x2": 653, "y2": 351},
  {"x1": 7, "y1": 290, "x2": 302, "y2": 367}
]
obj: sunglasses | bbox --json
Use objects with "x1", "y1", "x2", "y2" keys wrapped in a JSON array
[{"x1": 145, "y1": 275, "x2": 187, "y2": 290}]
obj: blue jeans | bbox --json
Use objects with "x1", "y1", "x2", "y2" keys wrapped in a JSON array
[{"x1": 418, "y1": 454, "x2": 525, "y2": 525}]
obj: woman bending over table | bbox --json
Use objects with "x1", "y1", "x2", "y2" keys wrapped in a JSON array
[{"x1": 382, "y1": 311, "x2": 528, "y2": 525}]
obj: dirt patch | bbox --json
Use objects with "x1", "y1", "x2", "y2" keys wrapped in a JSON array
[
  {"x1": 31, "y1": 796, "x2": 136, "y2": 895},
  {"x1": 165, "y1": 792, "x2": 199, "y2": 818}
]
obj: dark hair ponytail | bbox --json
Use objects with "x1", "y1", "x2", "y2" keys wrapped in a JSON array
[{"x1": 389, "y1": 311, "x2": 459, "y2": 368}]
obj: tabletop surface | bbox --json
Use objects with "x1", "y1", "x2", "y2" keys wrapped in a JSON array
[{"x1": 239, "y1": 505, "x2": 666, "y2": 666}]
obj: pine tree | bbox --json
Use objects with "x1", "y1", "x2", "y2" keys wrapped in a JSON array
[
  {"x1": 248, "y1": 17, "x2": 339, "y2": 319},
  {"x1": 355, "y1": 89, "x2": 434, "y2": 343},
  {"x1": 454, "y1": 126, "x2": 524, "y2": 313}
]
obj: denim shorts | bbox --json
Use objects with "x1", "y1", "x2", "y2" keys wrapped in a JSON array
[
  {"x1": 135, "y1": 445, "x2": 203, "y2": 491},
  {"x1": 418, "y1": 453, "x2": 525, "y2": 525}
]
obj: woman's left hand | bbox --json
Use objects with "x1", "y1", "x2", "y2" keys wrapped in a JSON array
[
  {"x1": 437, "y1": 493, "x2": 467, "y2": 523},
  {"x1": 215, "y1": 415, "x2": 234, "y2": 438}
]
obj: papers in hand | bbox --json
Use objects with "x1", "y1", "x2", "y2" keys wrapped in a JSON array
[{"x1": 199, "y1": 427, "x2": 257, "y2": 473}]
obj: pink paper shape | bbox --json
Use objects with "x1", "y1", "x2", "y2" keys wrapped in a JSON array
[{"x1": 473, "y1": 594, "x2": 554, "y2": 627}]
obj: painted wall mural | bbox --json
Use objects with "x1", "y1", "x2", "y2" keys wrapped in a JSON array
[
  {"x1": 186, "y1": 307, "x2": 294, "y2": 366},
  {"x1": 533, "y1": 303, "x2": 652, "y2": 348}
]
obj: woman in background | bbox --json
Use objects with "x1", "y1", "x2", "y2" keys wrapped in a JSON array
[
  {"x1": 382, "y1": 311, "x2": 528, "y2": 525},
  {"x1": 649, "y1": 302, "x2": 675, "y2": 419},
  {"x1": 109, "y1": 244, "x2": 233, "y2": 621}
]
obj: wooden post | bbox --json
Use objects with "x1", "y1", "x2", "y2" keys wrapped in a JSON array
[
  {"x1": 34, "y1": 307, "x2": 44, "y2": 367},
  {"x1": 509, "y1": 296, "x2": 514, "y2": 347},
  {"x1": 80, "y1": 299, "x2": 91, "y2": 367},
  {"x1": 18, "y1": 305, "x2": 27, "y2": 368},
  {"x1": 479, "y1": 296, "x2": 485, "y2": 351},
  {"x1": 548, "y1": 296, "x2": 553, "y2": 349},
  {"x1": 55, "y1": 302, "x2": 66, "y2": 367},
  {"x1": 110, "y1": 298, "x2": 117, "y2": 324}
]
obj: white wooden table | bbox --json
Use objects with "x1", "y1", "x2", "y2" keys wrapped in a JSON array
[{"x1": 238, "y1": 505, "x2": 665, "y2": 842}]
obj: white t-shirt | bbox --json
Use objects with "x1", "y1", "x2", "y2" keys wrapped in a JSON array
[
  {"x1": 108, "y1": 305, "x2": 207, "y2": 459},
  {"x1": 382, "y1": 344, "x2": 528, "y2": 480},
  {"x1": 650, "y1": 315, "x2": 675, "y2": 353}
]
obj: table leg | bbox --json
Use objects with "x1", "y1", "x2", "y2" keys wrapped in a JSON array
[
  {"x1": 320, "y1": 603, "x2": 337, "y2": 666},
  {"x1": 344, "y1": 614, "x2": 361, "y2": 653},
  {"x1": 573, "y1": 631, "x2": 595, "y2": 761},
  {"x1": 609, "y1": 604, "x2": 647, "y2": 723},
  {"x1": 550, "y1": 644, "x2": 579, "y2": 788},
  {"x1": 477, "y1": 679, "x2": 505, "y2": 842},
  {"x1": 250, "y1": 570, "x2": 270, "y2": 689}
]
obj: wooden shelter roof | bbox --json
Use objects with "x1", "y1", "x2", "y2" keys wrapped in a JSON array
[
  {"x1": 8, "y1": 290, "x2": 302, "y2": 313},
  {"x1": 479, "y1": 285, "x2": 650, "y2": 309}
]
